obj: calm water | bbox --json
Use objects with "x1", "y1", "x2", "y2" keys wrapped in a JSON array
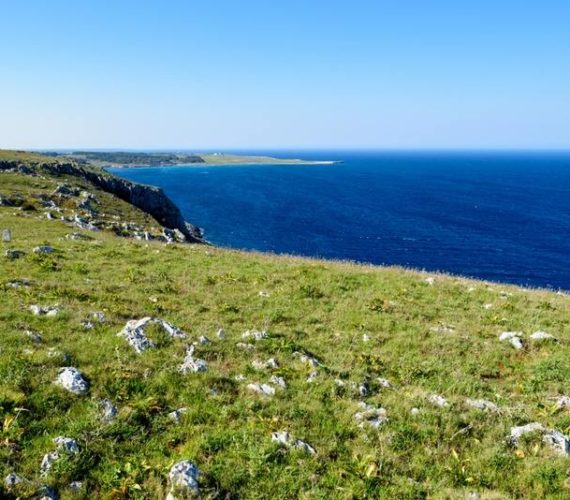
[{"x1": 109, "y1": 151, "x2": 570, "y2": 290}]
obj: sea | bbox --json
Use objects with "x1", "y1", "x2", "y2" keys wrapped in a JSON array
[{"x1": 109, "y1": 151, "x2": 570, "y2": 290}]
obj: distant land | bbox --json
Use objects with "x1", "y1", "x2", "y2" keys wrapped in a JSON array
[{"x1": 41, "y1": 151, "x2": 337, "y2": 168}]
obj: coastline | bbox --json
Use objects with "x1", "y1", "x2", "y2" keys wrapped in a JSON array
[{"x1": 106, "y1": 160, "x2": 339, "y2": 169}]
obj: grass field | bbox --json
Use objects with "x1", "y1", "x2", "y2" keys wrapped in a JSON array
[{"x1": 1, "y1": 152, "x2": 570, "y2": 498}]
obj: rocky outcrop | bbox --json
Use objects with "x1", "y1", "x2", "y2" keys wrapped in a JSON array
[{"x1": 0, "y1": 159, "x2": 204, "y2": 243}]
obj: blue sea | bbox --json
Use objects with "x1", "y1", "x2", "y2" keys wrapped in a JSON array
[{"x1": 109, "y1": 151, "x2": 570, "y2": 290}]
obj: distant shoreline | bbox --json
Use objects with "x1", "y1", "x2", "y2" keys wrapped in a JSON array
[{"x1": 109, "y1": 159, "x2": 339, "y2": 169}]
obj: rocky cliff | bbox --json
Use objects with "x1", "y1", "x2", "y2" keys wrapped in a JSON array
[{"x1": 0, "y1": 159, "x2": 204, "y2": 243}]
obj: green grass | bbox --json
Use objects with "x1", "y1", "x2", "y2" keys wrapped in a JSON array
[{"x1": 1, "y1": 154, "x2": 570, "y2": 498}]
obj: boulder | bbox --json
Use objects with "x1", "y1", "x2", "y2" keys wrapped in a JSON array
[
  {"x1": 247, "y1": 383, "x2": 275, "y2": 397},
  {"x1": 55, "y1": 367, "x2": 89, "y2": 395},
  {"x1": 167, "y1": 461, "x2": 200, "y2": 499}
]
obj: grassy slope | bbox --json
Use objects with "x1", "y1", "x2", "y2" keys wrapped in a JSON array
[{"x1": 1, "y1": 155, "x2": 570, "y2": 499}]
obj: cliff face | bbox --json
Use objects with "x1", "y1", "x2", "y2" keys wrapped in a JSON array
[{"x1": 0, "y1": 159, "x2": 204, "y2": 243}]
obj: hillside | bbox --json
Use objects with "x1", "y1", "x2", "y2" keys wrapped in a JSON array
[{"x1": 1, "y1": 151, "x2": 570, "y2": 499}]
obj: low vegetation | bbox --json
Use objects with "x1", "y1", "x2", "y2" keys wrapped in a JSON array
[{"x1": 1, "y1": 151, "x2": 569, "y2": 498}]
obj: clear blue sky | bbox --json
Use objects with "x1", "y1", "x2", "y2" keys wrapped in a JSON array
[{"x1": 1, "y1": 1, "x2": 569, "y2": 150}]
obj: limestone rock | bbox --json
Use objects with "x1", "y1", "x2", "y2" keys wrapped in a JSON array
[
  {"x1": 509, "y1": 422, "x2": 545, "y2": 445},
  {"x1": 30, "y1": 305, "x2": 60, "y2": 317},
  {"x1": 252, "y1": 358, "x2": 279, "y2": 370},
  {"x1": 530, "y1": 331, "x2": 555, "y2": 341},
  {"x1": 293, "y1": 352, "x2": 321, "y2": 368},
  {"x1": 272, "y1": 431, "x2": 316, "y2": 455},
  {"x1": 499, "y1": 331, "x2": 524, "y2": 349},
  {"x1": 247, "y1": 383, "x2": 275, "y2": 397},
  {"x1": 168, "y1": 408, "x2": 188, "y2": 423},
  {"x1": 465, "y1": 399, "x2": 499, "y2": 413},
  {"x1": 354, "y1": 403, "x2": 388, "y2": 428},
  {"x1": 269, "y1": 375, "x2": 287, "y2": 388},
  {"x1": 242, "y1": 329, "x2": 269, "y2": 341},
  {"x1": 179, "y1": 345, "x2": 208, "y2": 374},
  {"x1": 428, "y1": 394, "x2": 449, "y2": 408},
  {"x1": 4, "y1": 472, "x2": 24, "y2": 487},
  {"x1": 167, "y1": 460, "x2": 200, "y2": 499},
  {"x1": 543, "y1": 430, "x2": 570, "y2": 456},
  {"x1": 100, "y1": 399, "x2": 118, "y2": 422},
  {"x1": 55, "y1": 367, "x2": 89, "y2": 395},
  {"x1": 118, "y1": 317, "x2": 186, "y2": 353}
]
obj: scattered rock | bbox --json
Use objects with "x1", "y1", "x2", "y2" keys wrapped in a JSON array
[
  {"x1": 247, "y1": 383, "x2": 275, "y2": 397},
  {"x1": 179, "y1": 345, "x2": 208, "y2": 374},
  {"x1": 509, "y1": 422, "x2": 545, "y2": 445},
  {"x1": 65, "y1": 232, "x2": 93, "y2": 241},
  {"x1": 30, "y1": 305, "x2": 60, "y2": 317},
  {"x1": 430, "y1": 324, "x2": 455, "y2": 333},
  {"x1": 41, "y1": 437, "x2": 79, "y2": 475},
  {"x1": 272, "y1": 431, "x2": 316, "y2": 455},
  {"x1": 483, "y1": 303, "x2": 493, "y2": 309},
  {"x1": 100, "y1": 399, "x2": 118, "y2": 422},
  {"x1": 465, "y1": 399, "x2": 499, "y2": 413},
  {"x1": 55, "y1": 367, "x2": 89, "y2": 395},
  {"x1": 92, "y1": 311, "x2": 106, "y2": 322},
  {"x1": 424, "y1": 277, "x2": 435, "y2": 285},
  {"x1": 252, "y1": 358, "x2": 279, "y2": 370},
  {"x1": 499, "y1": 331, "x2": 524, "y2": 350},
  {"x1": 234, "y1": 374, "x2": 246, "y2": 382},
  {"x1": 543, "y1": 430, "x2": 570, "y2": 456},
  {"x1": 358, "y1": 383, "x2": 369, "y2": 397},
  {"x1": 33, "y1": 245, "x2": 55, "y2": 254},
  {"x1": 242, "y1": 329, "x2": 269, "y2": 341},
  {"x1": 216, "y1": 328, "x2": 226, "y2": 340},
  {"x1": 236, "y1": 342, "x2": 255, "y2": 351},
  {"x1": 2, "y1": 229, "x2": 11, "y2": 242},
  {"x1": 428, "y1": 394, "x2": 449, "y2": 408},
  {"x1": 530, "y1": 331, "x2": 555, "y2": 342},
  {"x1": 118, "y1": 317, "x2": 186, "y2": 353},
  {"x1": 410, "y1": 407, "x2": 420, "y2": 416},
  {"x1": 6, "y1": 278, "x2": 32, "y2": 288},
  {"x1": 196, "y1": 335, "x2": 210, "y2": 345},
  {"x1": 168, "y1": 408, "x2": 188, "y2": 424},
  {"x1": 306, "y1": 371, "x2": 319, "y2": 383},
  {"x1": 269, "y1": 375, "x2": 287, "y2": 388},
  {"x1": 258, "y1": 290, "x2": 270, "y2": 297},
  {"x1": 25, "y1": 329, "x2": 42, "y2": 343},
  {"x1": 5, "y1": 249, "x2": 25, "y2": 259},
  {"x1": 38, "y1": 485, "x2": 59, "y2": 499},
  {"x1": 81, "y1": 320, "x2": 95, "y2": 330},
  {"x1": 354, "y1": 403, "x2": 388, "y2": 428},
  {"x1": 167, "y1": 460, "x2": 200, "y2": 499},
  {"x1": 293, "y1": 352, "x2": 321, "y2": 368}
]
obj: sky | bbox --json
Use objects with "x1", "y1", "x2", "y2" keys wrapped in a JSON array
[{"x1": 1, "y1": 1, "x2": 569, "y2": 150}]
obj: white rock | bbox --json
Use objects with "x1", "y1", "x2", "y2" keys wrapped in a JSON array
[
  {"x1": 30, "y1": 305, "x2": 60, "y2": 317},
  {"x1": 100, "y1": 399, "x2": 118, "y2": 422},
  {"x1": 258, "y1": 290, "x2": 270, "y2": 297},
  {"x1": 483, "y1": 303, "x2": 493, "y2": 309},
  {"x1": 293, "y1": 352, "x2": 321, "y2": 368},
  {"x1": 196, "y1": 336, "x2": 210, "y2": 345},
  {"x1": 428, "y1": 394, "x2": 449, "y2": 408},
  {"x1": 241, "y1": 329, "x2": 269, "y2": 341},
  {"x1": 430, "y1": 324, "x2": 455, "y2": 333},
  {"x1": 269, "y1": 375, "x2": 287, "y2": 388},
  {"x1": 167, "y1": 460, "x2": 200, "y2": 498},
  {"x1": 179, "y1": 346, "x2": 208, "y2": 374},
  {"x1": 40, "y1": 452, "x2": 60, "y2": 476},
  {"x1": 354, "y1": 404, "x2": 388, "y2": 428},
  {"x1": 306, "y1": 371, "x2": 319, "y2": 383},
  {"x1": 509, "y1": 422, "x2": 545, "y2": 445},
  {"x1": 247, "y1": 383, "x2": 275, "y2": 397},
  {"x1": 234, "y1": 374, "x2": 246, "y2": 382},
  {"x1": 424, "y1": 277, "x2": 435, "y2": 285},
  {"x1": 358, "y1": 383, "x2": 369, "y2": 397},
  {"x1": 168, "y1": 408, "x2": 188, "y2": 424},
  {"x1": 465, "y1": 398, "x2": 499, "y2": 413},
  {"x1": 118, "y1": 317, "x2": 186, "y2": 353},
  {"x1": 410, "y1": 407, "x2": 420, "y2": 416},
  {"x1": 216, "y1": 328, "x2": 226, "y2": 339},
  {"x1": 38, "y1": 485, "x2": 58, "y2": 499},
  {"x1": 530, "y1": 331, "x2": 555, "y2": 341},
  {"x1": 543, "y1": 430, "x2": 570, "y2": 455},
  {"x1": 41, "y1": 437, "x2": 79, "y2": 475},
  {"x1": 499, "y1": 331, "x2": 524, "y2": 349},
  {"x1": 252, "y1": 358, "x2": 279, "y2": 370},
  {"x1": 55, "y1": 367, "x2": 88, "y2": 395},
  {"x1": 81, "y1": 320, "x2": 95, "y2": 330},
  {"x1": 271, "y1": 431, "x2": 316, "y2": 455},
  {"x1": 236, "y1": 342, "x2": 255, "y2": 350},
  {"x1": 362, "y1": 334, "x2": 371, "y2": 342}
]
